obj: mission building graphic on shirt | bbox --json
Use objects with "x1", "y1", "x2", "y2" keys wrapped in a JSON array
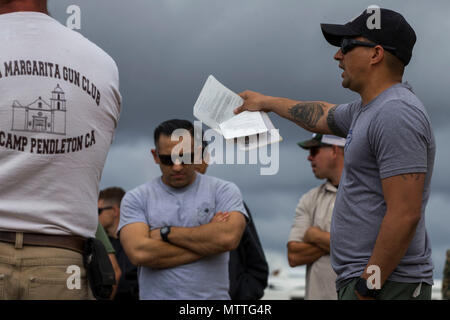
[
  {"x1": 0, "y1": 60, "x2": 101, "y2": 155},
  {"x1": 12, "y1": 84, "x2": 67, "y2": 135}
]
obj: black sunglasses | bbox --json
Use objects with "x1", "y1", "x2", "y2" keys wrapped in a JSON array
[
  {"x1": 157, "y1": 153, "x2": 195, "y2": 166},
  {"x1": 309, "y1": 145, "x2": 332, "y2": 157},
  {"x1": 98, "y1": 206, "x2": 113, "y2": 215},
  {"x1": 341, "y1": 38, "x2": 396, "y2": 55}
]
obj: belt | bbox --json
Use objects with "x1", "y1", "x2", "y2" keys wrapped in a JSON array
[{"x1": 0, "y1": 231, "x2": 86, "y2": 254}]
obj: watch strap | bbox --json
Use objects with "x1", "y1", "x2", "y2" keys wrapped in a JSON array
[
  {"x1": 355, "y1": 277, "x2": 380, "y2": 298},
  {"x1": 160, "y1": 226, "x2": 171, "y2": 243}
]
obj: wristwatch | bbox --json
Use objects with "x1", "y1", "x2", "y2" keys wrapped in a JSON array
[
  {"x1": 160, "y1": 226, "x2": 171, "y2": 243},
  {"x1": 355, "y1": 277, "x2": 380, "y2": 298}
]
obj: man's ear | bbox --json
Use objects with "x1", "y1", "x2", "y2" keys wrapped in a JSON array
[
  {"x1": 151, "y1": 149, "x2": 159, "y2": 164},
  {"x1": 113, "y1": 204, "x2": 120, "y2": 217},
  {"x1": 370, "y1": 45, "x2": 385, "y2": 65},
  {"x1": 332, "y1": 145, "x2": 340, "y2": 158}
]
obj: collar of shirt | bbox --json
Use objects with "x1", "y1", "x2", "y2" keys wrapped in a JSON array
[{"x1": 324, "y1": 181, "x2": 338, "y2": 193}]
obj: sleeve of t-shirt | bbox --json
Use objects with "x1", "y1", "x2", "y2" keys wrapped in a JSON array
[
  {"x1": 109, "y1": 61, "x2": 122, "y2": 143},
  {"x1": 369, "y1": 99, "x2": 430, "y2": 179},
  {"x1": 330, "y1": 99, "x2": 361, "y2": 137},
  {"x1": 215, "y1": 181, "x2": 249, "y2": 221},
  {"x1": 288, "y1": 191, "x2": 314, "y2": 243},
  {"x1": 118, "y1": 188, "x2": 149, "y2": 232},
  {"x1": 95, "y1": 223, "x2": 115, "y2": 254}
]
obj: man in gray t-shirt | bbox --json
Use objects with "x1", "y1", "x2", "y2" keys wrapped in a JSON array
[
  {"x1": 118, "y1": 119, "x2": 247, "y2": 300},
  {"x1": 235, "y1": 8, "x2": 434, "y2": 300}
]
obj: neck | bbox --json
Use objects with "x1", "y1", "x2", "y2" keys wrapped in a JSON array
[
  {"x1": 0, "y1": 0, "x2": 48, "y2": 15},
  {"x1": 106, "y1": 220, "x2": 119, "y2": 239},
  {"x1": 328, "y1": 174, "x2": 340, "y2": 188},
  {"x1": 328, "y1": 161, "x2": 344, "y2": 187},
  {"x1": 359, "y1": 74, "x2": 401, "y2": 106}
]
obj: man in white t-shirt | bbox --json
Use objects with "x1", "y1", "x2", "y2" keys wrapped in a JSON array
[
  {"x1": 287, "y1": 134, "x2": 345, "y2": 300},
  {"x1": 0, "y1": 0, "x2": 121, "y2": 299}
]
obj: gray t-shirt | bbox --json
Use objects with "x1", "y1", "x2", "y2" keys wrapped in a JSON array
[
  {"x1": 331, "y1": 82, "x2": 435, "y2": 290},
  {"x1": 118, "y1": 173, "x2": 248, "y2": 300}
]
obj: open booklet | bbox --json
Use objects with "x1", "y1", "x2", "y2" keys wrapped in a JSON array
[{"x1": 193, "y1": 75, "x2": 282, "y2": 150}]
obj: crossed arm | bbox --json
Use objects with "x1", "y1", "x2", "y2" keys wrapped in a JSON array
[
  {"x1": 287, "y1": 227, "x2": 330, "y2": 267},
  {"x1": 120, "y1": 211, "x2": 246, "y2": 269},
  {"x1": 154, "y1": 211, "x2": 246, "y2": 256}
]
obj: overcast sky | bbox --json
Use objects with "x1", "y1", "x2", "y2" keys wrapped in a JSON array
[{"x1": 49, "y1": 0, "x2": 450, "y2": 279}]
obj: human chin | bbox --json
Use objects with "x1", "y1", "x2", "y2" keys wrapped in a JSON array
[
  {"x1": 169, "y1": 175, "x2": 191, "y2": 188},
  {"x1": 169, "y1": 179, "x2": 187, "y2": 188},
  {"x1": 313, "y1": 170, "x2": 325, "y2": 180},
  {"x1": 341, "y1": 76, "x2": 350, "y2": 88}
]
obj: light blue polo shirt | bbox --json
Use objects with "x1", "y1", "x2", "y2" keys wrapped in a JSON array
[{"x1": 118, "y1": 173, "x2": 248, "y2": 300}]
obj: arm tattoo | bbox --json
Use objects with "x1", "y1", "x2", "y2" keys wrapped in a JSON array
[
  {"x1": 327, "y1": 105, "x2": 346, "y2": 138},
  {"x1": 288, "y1": 102, "x2": 325, "y2": 129},
  {"x1": 400, "y1": 173, "x2": 422, "y2": 181}
]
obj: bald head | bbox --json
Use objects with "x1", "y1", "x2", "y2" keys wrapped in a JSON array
[{"x1": 0, "y1": 0, "x2": 47, "y2": 14}]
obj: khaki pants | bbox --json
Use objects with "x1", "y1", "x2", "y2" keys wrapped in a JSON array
[
  {"x1": 0, "y1": 237, "x2": 94, "y2": 300},
  {"x1": 338, "y1": 277, "x2": 432, "y2": 300}
]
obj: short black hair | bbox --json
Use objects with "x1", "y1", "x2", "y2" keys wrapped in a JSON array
[
  {"x1": 99, "y1": 187, "x2": 126, "y2": 206},
  {"x1": 384, "y1": 51, "x2": 405, "y2": 77},
  {"x1": 154, "y1": 119, "x2": 194, "y2": 148}
]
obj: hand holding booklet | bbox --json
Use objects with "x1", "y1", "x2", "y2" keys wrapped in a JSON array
[{"x1": 193, "y1": 75, "x2": 282, "y2": 150}]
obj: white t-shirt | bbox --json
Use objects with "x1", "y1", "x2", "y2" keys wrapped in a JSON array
[{"x1": 0, "y1": 12, "x2": 121, "y2": 238}]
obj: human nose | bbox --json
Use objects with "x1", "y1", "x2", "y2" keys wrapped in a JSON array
[
  {"x1": 334, "y1": 48, "x2": 343, "y2": 61},
  {"x1": 172, "y1": 160, "x2": 183, "y2": 171}
]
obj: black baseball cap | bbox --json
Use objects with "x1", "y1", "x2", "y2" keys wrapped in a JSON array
[{"x1": 321, "y1": 8, "x2": 416, "y2": 65}]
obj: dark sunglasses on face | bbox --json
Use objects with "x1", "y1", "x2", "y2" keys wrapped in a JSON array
[
  {"x1": 309, "y1": 145, "x2": 332, "y2": 157},
  {"x1": 98, "y1": 206, "x2": 113, "y2": 215},
  {"x1": 158, "y1": 153, "x2": 195, "y2": 166},
  {"x1": 340, "y1": 38, "x2": 396, "y2": 55}
]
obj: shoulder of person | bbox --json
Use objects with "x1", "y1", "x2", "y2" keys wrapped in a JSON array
[
  {"x1": 373, "y1": 97, "x2": 431, "y2": 127},
  {"x1": 297, "y1": 183, "x2": 327, "y2": 205},
  {"x1": 335, "y1": 98, "x2": 362, "y2": 113},
  {"x1": 122, "y1": 178, "x2": 159, "y2": 202},
  {"x1": 55, "y1": 20, "x2": 119, "y2": 75},
  {"x1": 201, "y1": 174, "x2": 238, "y2": 189},
  {"x1": 202, "y1": 175, "x2": 244, "y2": 199},
  {"x1": 376, "y1": 83, "x2": 426, "y2": 112},
  {"x1": 307, "y1": 183, "x2": 328, "y2": 197}
]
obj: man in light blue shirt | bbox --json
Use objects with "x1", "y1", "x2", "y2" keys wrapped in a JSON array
[{"x1": 119, "y1": 119, "x2": 247, "y2": 300}]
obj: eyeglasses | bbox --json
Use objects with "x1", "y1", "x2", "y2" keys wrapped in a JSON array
[
  {"x1": 309, "y1": 145, "x2": 332, "y2": 157},
  {"x1": 340, "y1": 38, "x2": 396, "y2": 55},
  {"x1": 157, "y1": 153, "x2": 195, "y2": 166},
  {"x1": 98, "y1": 206, "x2": 113, "y2": 215}
]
